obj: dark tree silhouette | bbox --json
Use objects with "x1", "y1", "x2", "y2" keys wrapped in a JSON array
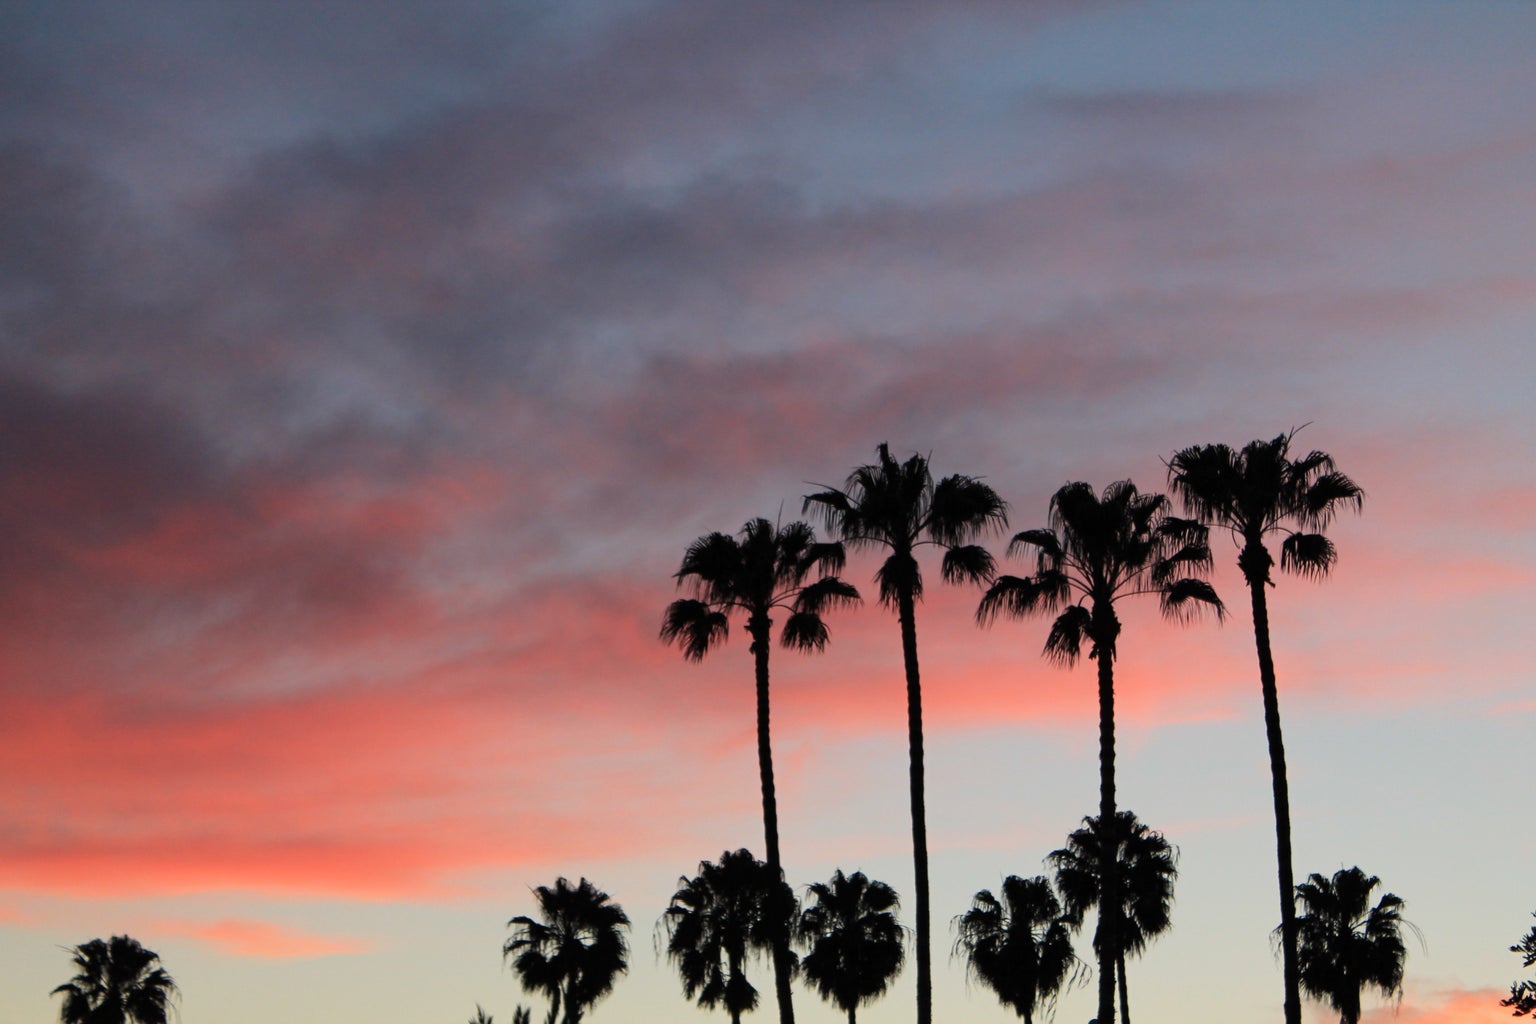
[
  {"x1": 662, "y1": 517, "x2": 859, "y2": 1024},
  {"x1": 796, "y1": 869, "x2": 905, "y2": 1024},
  {"x1": 1047, "y1": 811, "x2": 1178, "y2": 1024},
  {"x1": 1503, "y1": 912, "x2": 1536, "y2": 1015},
  {"x1": 504, "y1": 877, "x2": 631, "y2": 1024},
  {"x1": 470, "y1": 1005, "x2": 495, "y2": 1024},
  {"x1": 512, "y1": 1009, "x2": 532, "y2": 1024},
  {"x1": 978, "y1": 480, "x2": 1221, "y2": 1023},
  {"x1": 805, "y1": 442, "x2": 1007, "y2": 1024},
  {"x1": 663, "y1": 849, "x2": 796, "y2": 1024},
  {"x1": 52, "y1": 935, "x2": 178, "y2": 1024},
  {"x1": 1290, "y1": 867, "x2": 1416, "y2": 1024},
  {"x1": 1167, "y1": 431, "x2": 1362, "y2": 1024},
  {"x1": 953, "y1": 874, "x2": 1080, "y2": 1024}
]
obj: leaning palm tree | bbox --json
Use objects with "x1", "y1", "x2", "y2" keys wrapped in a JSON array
[
  {"x1": 953, "y1": 875, "x2": 1081, "y2": 1024},
  {"x1": 662, "y1": 517, "x2": 859, "y2": 1024},
  {"x1": 504, "y1": 877, "x2": 631, "y2": 1024},
  {"x1": 52, "y1": 935, "x2": 178, "y2": 1024},
  {"x1": 805, "y1": 442, "x2": 1007, "y2": 1024},
  {"x1": 663, "y1": 849, "x2": 795, "y2": 1024},
  {"x1": 1047, "y1": 811, "x2": 1178, "y2": 1024},
  {"x1": 1290, "y1": 867, "x2": 1416, "y2": 1024},
  {"x1": 978, "y1": 480, "x2": 1222, "y2": 1023},
  {"x1": 1167, "y1": 431, "x2": 1363, "y2": 1024},
  {"x1": 796, "y1": 869, "x2": 906, "y2": 1024}
]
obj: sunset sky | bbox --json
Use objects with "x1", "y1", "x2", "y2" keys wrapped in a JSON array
[{"x1": 3, "y1": 2, "x2": 1533, "y2": 1022}]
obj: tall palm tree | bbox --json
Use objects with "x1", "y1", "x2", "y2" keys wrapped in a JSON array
[
  {"x1": 953, "y1": 875, "x2": 1081, "y2": 1024},
  {"x1": 796, "y1": 869, "x2": 906, "y2": 1024},
  {"x1": 662, "y1": 517, "x2": 859, "y2": 1024},
  {"x1": 978, "y1": 480, "x2": 1222, "y2": 1023},
  {"x1": 663, "y1": 849, "x2": 794, "y2": 1024},
  {"x1": 805, "y1": 442, "x2": 1007, "y2": 1024},
  {"x1": 1167, "y1": 431, "x2": 1362, "y2": 1024},
  {"x1": 1046, "y1": 811, "x2": 1178, "y2": 1024},
  {"x1": 51, "y1": 935, "x2": 179, "y2": 1024},
  {"x1": 1290, "y1": 867, "x2": 1416, "y2": 1024},
  {"x1": 504, "y1": 877, "x2": 631, "y2": 1024}
]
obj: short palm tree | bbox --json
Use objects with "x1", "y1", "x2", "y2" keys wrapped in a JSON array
[
  {"x1": 1046, "y1": 811, "x2": 1178, "y2": 1024},
  {"x1": 1167, "y1": 431, "x2": 1362, "y2": 1024},
  {"x1": 504, "y1": 877, "x2": 631, "y2": 1024},
  {"x1": 52, "y1": 935, "x2": 178, "y2": 1024},
  {"x1": 663, "y1": 849, "x2": 795, "y2": 1024},
  {"x1": 796, "y1": 869, "x2": 905, "y2": 1024},
  {"x1": 805, "y1": 442, "x2": 1007, "y2": 1024},
  {"x1": 1290, "y1": 866, "x2": 1416, "y2": 1024},
  {"x1": 978, "y1": 480, "x2": 1222, "y2": 1023},
  {"x1": 953, "y1": 875, "x2": 1080, "y2": 1024},
  {"x1": 1503, "y1": 912, "x2": 1536, "y2": 1015},
  {"x1": 663, "y1": 517, "x2": 859, "y2": 1024}
]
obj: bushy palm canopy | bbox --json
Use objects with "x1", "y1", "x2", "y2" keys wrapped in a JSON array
[
  {"x1": 52, "y1": 935, "x2": 179, "y2": 1024},
  {"x1": 805, "y1": 442, "x2": 1007, "y2": 1024},
  {"x1": 504, "y1": 877, "x2": 631, "y2": 1024},
  {"x1": 953, "y1": 875, "x2": 1080, "y2": 1024},
  {"x1": 663, "y1": 849, "x2": 795, "y2": 1024},
  {"x1": 661, "y1": 518, "x2": 859, "y2": 661},
  {"x1": 1503, "y1": 912, "x2": 1536, "y2": 1015},
  {"x1": 796, "y1": 870, "x2": 905, "y2": 1024},
  {"x1": 1291, "y1": 867, "x2": 1415, "y2": 1024},
  {"x1": 1166, "y1": 430, "x2": 1363, "y2": 587}
]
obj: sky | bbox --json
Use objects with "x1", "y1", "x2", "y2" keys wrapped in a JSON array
[{"x1": 1, "y1": 1, "x2": 1533, "y2": 1022}]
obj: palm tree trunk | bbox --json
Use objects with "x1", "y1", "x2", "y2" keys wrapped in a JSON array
[
  {"x1": 847, "y1": 1006, "x2": 856, "y2": 1024},
  {"x1": 1118, "y1": 948, "x2": 1130, "y2": 1024},
  {"x1": 1094, "y1": 614, "x2": 1120, "y2": 1024},
  {"x1": 751, "y1": 622, "x2": 796, "y2": 1024},
  {"x1": 544, "y1": 990, "x2": 560, "y2": 1024},
  {"x1": 1248, "y1": 568, "x2": 1301, "y2": 1024},
  {"x1": 895, "y1": 587, "x2": 932, "y2": 1024}
]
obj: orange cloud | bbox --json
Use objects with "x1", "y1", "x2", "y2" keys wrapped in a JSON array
[
  {"x1": 1362, "y1": 986, "x2": 1511, "y2": 1023},
  {"x1": 158, "y1": 918, "x2": 373, "y2": 958}
]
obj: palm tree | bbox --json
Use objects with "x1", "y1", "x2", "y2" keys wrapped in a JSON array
[
  {"x1": 504, "y1": 877, "x2": 631, "y2": 1024},
  {"x1": 805, "y1": 442, "x2": 1007, "y2": 1024},
  {"x1": 512, "y1": 1009, "x2": 532, "y2": 1024},
  {"x1": 1166, "y1": 431, "x2": 1363, "y2": 1024},
  {"x1": 796, "y1": 869, "x2": 906, "y2": 1024},
  {"x1": 470, "y1": 1006, "x2": 495, "y2": 1024},
  {"x1": 52, "y1": 935, "x2": 179, "y2": 1024},
  {"x1": 1046, "y1": 811, "x2": 1178, "y2": 1024},
  {"x1": 978, "y1": 480, "x2": 1222, "y2": 1023},
  {"x1": 662, "y1": 849, "x2": 795, "y2": 1024},
  {"x1": 953, "y1": 875, "x2": 1081, "y2": 1024},
  {"x1": 662, "y1": 517, "x2": 859, "y2": 1024},
  {"x1": 1290, "y1": 867, "x2": 1416, "y2": 1024},
  {"x1": 1502, "y1": 912, "x2": 1536, "y2": 1015}
]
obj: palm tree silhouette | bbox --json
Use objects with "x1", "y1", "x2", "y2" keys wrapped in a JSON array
[
  {"x1": 805, "y1": 442, "x2": 1007, "y2": 1024},
  {"x1": 1046, "y1": 811, "x2": 1178, "y2": 1024},
  {"x1": 978, "y1": 480, "x2": 1222, "y2": 1023},
  {"x1": 1290, "y1": 867, "x2": 1416, "y2": 1024},
  {"x1": 470, "y1": 1005, "x2": 495, "y2": 1024},
  {"x1": 663, "y1": 849, "x2": 795, "y2": 1024},
  {"x1": 953, "y1": 874, "x2": 1080, "y2": 1024},
  {"x1": 796, "y1": 869, "x2": 906, "y2": 1024},
  {"x1": 51, "y1": 935, "x2": 178, "y2": 1024},
  {"x1": 662, "y1": 517, "x2": 860, "y2": 1024},
  {"x1": 1502, "y1": 912, "x2": 1536, "y2": 1015},
  {"x1": 504, "y1": 877, "x2": 631, "y2": 1024},
  {"x1": 1167, "y1": 431, "x2": 1362, "y2": 1024}
]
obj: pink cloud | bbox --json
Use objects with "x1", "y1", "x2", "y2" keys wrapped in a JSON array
[
  {"x1": 158, "y1": 918, "x2": 373, "y2": 959},
  {"x1": 1361, "y1": 986, "x2": 1511, "y2": 1024}
]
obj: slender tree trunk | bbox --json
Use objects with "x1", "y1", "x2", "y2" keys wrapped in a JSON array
[
  {"x1": 1118, "y1": 948, "x2": 1130, "y2": 1024},
  {"x1": 895, "y1": 587, "x2": 932, "y2": 1024},
  {"x1": 544, "y1": 990, "x2": 560, "y2": 1024},
  {"x1": 848, "y1": 1005, "x2": 856, "y2": 1024},
  {"x1": 750, "y1": 619, "x2": 796, "y2": 1024},
  {"x1": 1247, "y1": 564, "x2": 1301, "y2": 1024},
  {"x1": 1093, "y1": 611, "x2": 1121, "y2": 1024}
]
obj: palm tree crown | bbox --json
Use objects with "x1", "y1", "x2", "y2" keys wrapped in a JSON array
[
  {"x1": 1291, "y1": 866, "x2": 1415, "y2": 1024},
  {"x1": 1047, "y1": 811, "x2": 1178, "y2": 1024},
  {"x1": 978, "y1": 479, "x2": 1221, "y2": 1024},
  {"x1": 796, "y1": 869, "x2": 906, "y2": 1024},
  {"x1": 805, "y1": 442, "x2": 1007, "y2": 1024},
  {"x1": 953, "y1": 874, "x2": 1081, "y2": 1024},
  {"x1": 52, "y1": 935, "x2": 178, "y2": 1024},
  {"x1": 663, "y1": 849, "x2": 796, "y2": 1024},
  {"x1": 504, "y1": 877, "x2": 631, "y2": 1024},
  {"x1": 1167, "y1": 431, "x2": 1362, "y2": 1024}
]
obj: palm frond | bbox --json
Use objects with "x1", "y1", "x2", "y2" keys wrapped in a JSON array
[
  {"x1": 976, "y1": 572, "x2": 1066, "y2": 625},
  {"x1": 794, "y1": 576, "x2": 861, "y2": 616},
  {"x1": 940, "y1": 544, "x2": 996, "y2": 586},
  {"x1": 1159, "y1": 578, "x2": 1225, "y2": 623},
  {"x1": 929, "y1": 474, "x2": 1009, "y2": 546},
  {"x1": 1007, "y1": 528, "x2": 1064, "y2": 564},
  {"x1": 660, "y1": 599, "x2": 729, "y2": 661},
  {"x1": 780, "y1": 612, "x2": 830, "y2": 653},
  {"x1": 1279, "y1": 531, "x2": 1337, "y2": 579},
  {"x1": 875, "y1": 552, "x2": 922, "y2": 608},
  {"x1": 1042, "y1": 604, "x2": 1092, "y2": 665}
]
